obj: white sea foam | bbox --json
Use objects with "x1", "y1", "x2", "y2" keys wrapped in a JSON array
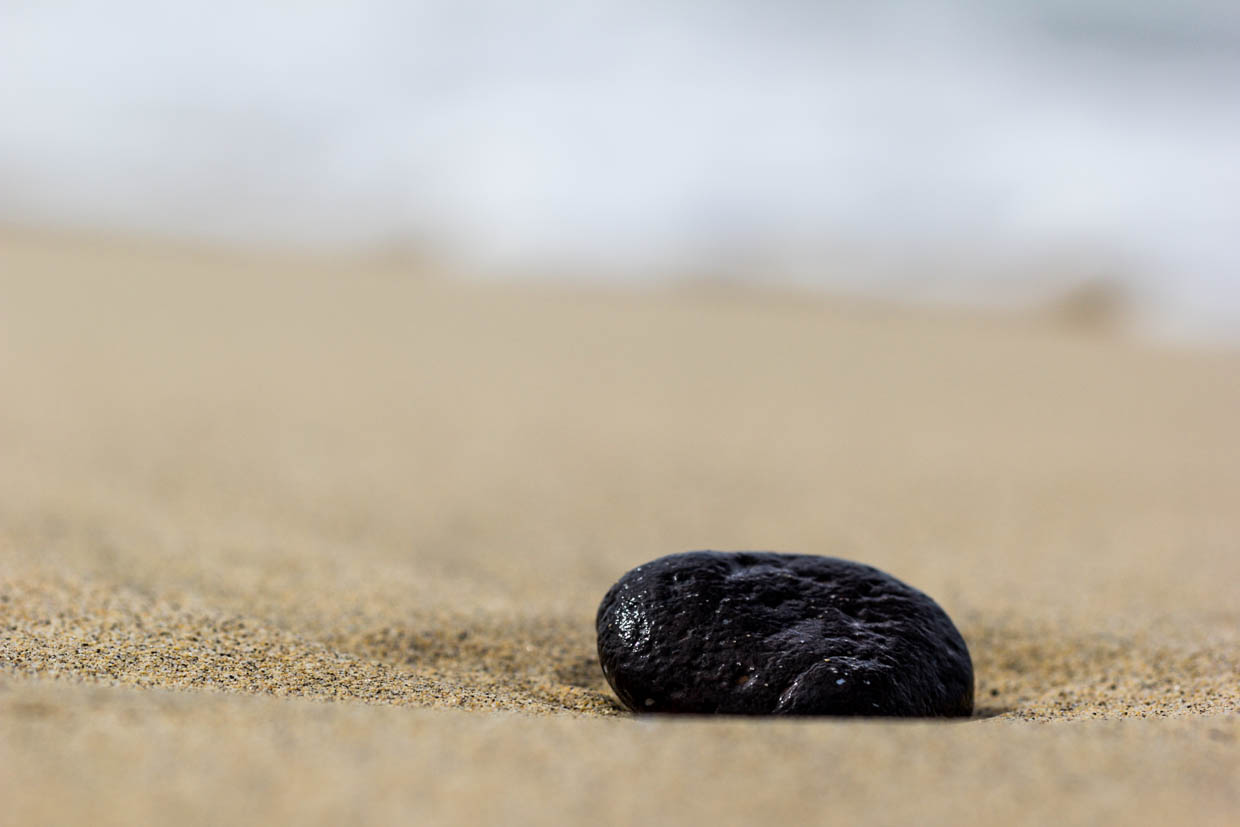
[{"x1": 1, "y1": 1, "x2": 1237, "y2": 338}]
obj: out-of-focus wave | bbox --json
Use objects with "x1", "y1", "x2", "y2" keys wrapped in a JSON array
[{"x1": 1, "y1": 1, "x2": 1237, "y2": 339}]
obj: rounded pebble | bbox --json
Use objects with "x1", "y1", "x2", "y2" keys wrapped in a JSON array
[{"x1": 596, "y1": 551, "x2": 974, "y2": 717}]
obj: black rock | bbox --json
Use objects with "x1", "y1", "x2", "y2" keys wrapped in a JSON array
[{"x1": 596, "y1": 551, "x2": 973, "y2": 717}]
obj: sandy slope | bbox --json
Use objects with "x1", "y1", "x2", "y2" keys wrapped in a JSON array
[{"x1": 1, "y1": 230, "x2": 1237, "y2": 824}]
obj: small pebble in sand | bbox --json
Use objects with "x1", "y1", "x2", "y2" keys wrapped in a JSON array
[{"x1": 596, "y1": 551, "x2": 973, "y2": 716}]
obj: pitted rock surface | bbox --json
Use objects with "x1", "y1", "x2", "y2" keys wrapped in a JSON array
[{"x1": 596, "y1": 551, "x2": 973, "y2": 716}]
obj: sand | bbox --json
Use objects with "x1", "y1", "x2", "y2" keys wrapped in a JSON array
[{"x1": 1, "y1": 229, "x2": 1237, "y2": 825}]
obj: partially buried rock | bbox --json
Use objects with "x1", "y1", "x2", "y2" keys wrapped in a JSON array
[{"x1": 596, "y1": 551, "x2": 973, "y2": 717}]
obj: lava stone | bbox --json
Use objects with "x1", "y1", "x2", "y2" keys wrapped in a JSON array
[{"x1": 596, "y1": 551, "x2": 973, "y2": 717}]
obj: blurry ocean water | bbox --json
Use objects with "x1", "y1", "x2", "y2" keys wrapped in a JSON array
[{"x1": 2, "y1": 1, "x2": 1237, "y2": 338}]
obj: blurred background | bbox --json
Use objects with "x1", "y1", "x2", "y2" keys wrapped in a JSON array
[{"x1": 2, "y1": 0, "x2": 1238, "y2": 341}]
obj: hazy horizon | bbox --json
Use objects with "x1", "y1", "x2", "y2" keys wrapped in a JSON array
[{"x1": 3, "y1": 1, "x2": 1238, "y2": 339}]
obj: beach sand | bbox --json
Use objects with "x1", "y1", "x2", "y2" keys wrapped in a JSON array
[{"x1": 1, "y1": 230, "x2": 1237, "y2": 824}]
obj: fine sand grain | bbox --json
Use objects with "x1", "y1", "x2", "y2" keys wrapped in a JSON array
[{"x1": 1, "y1": 230, "x2": 1237, "y2": 824}]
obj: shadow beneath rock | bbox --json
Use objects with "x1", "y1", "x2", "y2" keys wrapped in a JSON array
[{"x1": 328, "y1": 611, "x2": 1220, "y2": 721}]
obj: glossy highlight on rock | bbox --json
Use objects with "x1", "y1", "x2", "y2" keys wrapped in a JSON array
[{"x1": 596, "y1": 551, "x2": 974, "y2": 717}]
